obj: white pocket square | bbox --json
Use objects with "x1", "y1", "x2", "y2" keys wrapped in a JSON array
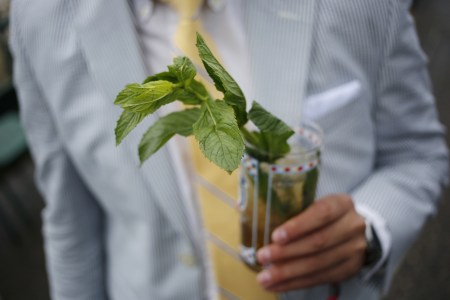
[{"x1": 303, "y1": 80, "x2": 362, "y2": 120}]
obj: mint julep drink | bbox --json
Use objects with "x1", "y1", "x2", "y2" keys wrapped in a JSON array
[
  {"x1": 111, "y1": 32, "x2": 323, "y2": 272},
  {"x1": 239, "y1": 122, "x2": 323, "y2": 271}
]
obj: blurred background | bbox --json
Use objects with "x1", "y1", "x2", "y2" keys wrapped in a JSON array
[{"x1": 0, "y1": 0, "x2": 448, "y2": 299}]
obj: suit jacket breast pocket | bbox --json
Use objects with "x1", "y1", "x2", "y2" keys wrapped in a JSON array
[{"x1": 303, "y1": 80, "x2": 362, "y2": 121}]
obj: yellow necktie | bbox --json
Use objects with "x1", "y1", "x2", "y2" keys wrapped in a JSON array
[{"x1": 167, "y1": 1, "x2": 277, "y2": 299}]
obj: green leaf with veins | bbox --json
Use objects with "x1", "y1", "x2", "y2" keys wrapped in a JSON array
[
  {"x1": 188, "y1": 79, "x2": 211, "y2": 100},
  {"x1": 260, "y1": 132, "x2": 292, "y2": 162},
  {"x1": 195, "y1": 33, "x2": 247, "y2": 126},
  {"x1": 247, "y1": 101, "x2": 295, "y2": 162},
  {"x1": 144, "y1": 56, "x2": 196, "y2": 85},
  {"x1": 142, "y1": 59, "x2": 206, "y2": 105},
  {"x1": 168, "y1": 56, "x2": 197, "y2": 85},
  {"x1": 167, "y1": 89, "x2": 201, "y2": 105},
  {"x1": 224, "y1": 92, "x2": 248, "y2": 128},
  {"x1": 142, "y1": 75, "x2": 204, "y2": 105},
  {"x1": 241, "y1": 128, "x2": 269, "y2": 161},
  {"x1": 115, "y1": 110, "x2": 147, "y2": 146},
  {"x1": 193, "y1": 99, "x2": 244, "y2": 173},
  {"x1": 175, "y1": 79, "x2": 210, "y2": 105},
  {"x1": 114, "y1": 80, "x2": 176, "y2": 113},
  {"x1": 241, "y1": 129, "x2": 290, "y2": 163},
  {"x1": 248, "y1": 101, "x2": 294, "y2": 137},
  {"x1": 139, "y1": 108, "x2": 202, "y2": 163}
]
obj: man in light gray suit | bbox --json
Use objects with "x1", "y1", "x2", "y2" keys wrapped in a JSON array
[{"x1": 9, "y1": 0, "x2": 448, "y2": 299}]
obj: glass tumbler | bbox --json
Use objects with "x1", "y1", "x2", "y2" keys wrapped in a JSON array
[{"x1": 239, "y1": 121, "x2": 323, "y2": 271}]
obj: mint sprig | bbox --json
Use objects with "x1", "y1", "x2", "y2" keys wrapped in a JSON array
[{"x1": 115, "y1": 33, "x2": 294, "y2": 173}]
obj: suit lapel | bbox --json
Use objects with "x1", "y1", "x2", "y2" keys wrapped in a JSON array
[
  {"x1": 243, "y1": 0, "x2": 317, "y2": 127},
  {"x1": 73, "y1": 0, "x2": 201, "y2": 253}
]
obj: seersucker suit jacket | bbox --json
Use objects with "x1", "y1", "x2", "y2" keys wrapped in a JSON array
[{"x1": 9, "y1": 0, "x2": 448, "y2": 299}]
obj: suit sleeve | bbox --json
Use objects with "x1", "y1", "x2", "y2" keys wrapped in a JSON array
[
  {"x1": 350, "y1": 2, "x2": 449, "y2": 292},
  {"x1": 9, "y1": 4, "x2": 108, "y2": 300}
]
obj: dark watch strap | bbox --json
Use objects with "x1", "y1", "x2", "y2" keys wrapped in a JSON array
[{"x1": 363, "y1": 218, "x2": 383, "y2": 267}]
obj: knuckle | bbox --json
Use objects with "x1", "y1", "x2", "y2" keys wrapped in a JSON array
[
  {"x1": 311, "y1": 232, "x2": 328, "y2": 250},
  {"x1": 317, "y1": 201, "x2": 333, "y2": 223}
]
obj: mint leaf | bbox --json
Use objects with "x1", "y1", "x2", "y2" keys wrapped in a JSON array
[
  {"x1": 139, "y1": 108, "x2": 202, "y2": 163},
  {"x1": 195, "y1": 33, "x2": 243, "y2": 98},
  {"x1": 241, "y1": 128, "x2": 270, "y2": 161},
  {"x1": 114, "y1": 80, "x2": 176, "y2": 114},
  {"x1": 170, "y1": 90, "x2": 202, "y2": 105},
  {"x1": 175, "y1": 79, "x2": 210, "y2": 105},
  {"x1": 143, "y1": 72, "x2": 178, "y2": 84},
  {"x1": 260, "y1": 132, "x2": 292, "y2": 162},
  {"x1": 248, "y1": 101, "x2": 294, "y2": 137},
  {"x1": 143, "y1": 73, "x2": 204, "y2": 105},
  {"x1": 115, "y1": 110, "x2": 147, "y2": 145},
  {"x1": 188, "y1": 79, "x2": 210, "y2": 100},
  {"x1": 142, "y1": 59, "x2": 207, "y2": 105},
  {"x1": 241, "y1": 129, "x2": 290, "y2": 162},
  {"x1": 144, "y1": 57, "x2": 196, "y2": 86},
  {"x1": 193, "y1": 99, "x2": 244, "y2": 173},
  {"x1": 247, "y1": 101, "x2": 295, "y2": 162},
  {"x1": 168, "y1": 56, "x2": 196, "y2": 85},
  {"x1": 195, "y1": 33, "x2": 247, "y2": 126},
  {"x1": 223, "y1": 92, "x2": 248, "y2": 128}
]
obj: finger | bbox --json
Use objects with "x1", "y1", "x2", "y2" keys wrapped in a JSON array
[
  {"x1": 271, "y1": 194, "x2": 354, "y2": 244},
  {"x1": 264, "y1": 256, "x2": 364, "y2": 292},
  {"x1": 256, "y1": 235, "x2": 366, "y2": 287},
  {"x1": 258, "y1": 209, "x2": 365, "y2": 264}
]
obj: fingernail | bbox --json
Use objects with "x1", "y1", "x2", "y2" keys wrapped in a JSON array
[
  {"x1": 272, "y1": 229, "x2": 288, "y2": 243},
  {"x1": 256, "y1": 270, "x2": 272, "y2": 285},
  {"x1": 257, "y1": 248, "x2": 271, "y2": 263}
]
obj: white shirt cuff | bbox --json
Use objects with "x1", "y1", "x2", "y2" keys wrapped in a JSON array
[{"x1": 355, "y1": 203, "x2": 392, "y2": 281}]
